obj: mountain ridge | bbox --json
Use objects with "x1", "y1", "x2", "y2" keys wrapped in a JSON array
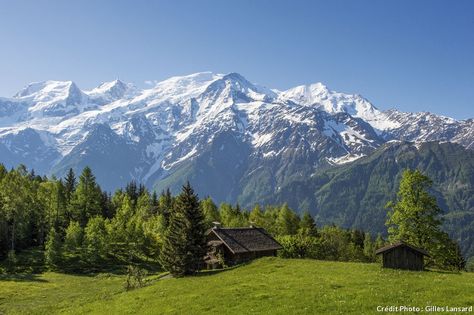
[{"x1": 0, "y1": 72, "x2": 472, "y2": 195}]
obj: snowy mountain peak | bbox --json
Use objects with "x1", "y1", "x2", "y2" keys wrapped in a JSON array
[
  {"x1": 13, "y1": 80, "x2": 80, "y2": 101},
  {"x1": 280, "y1": 82, "x2": 329, "y2": 106},
  {"x1": 10, "y1": 80, "x2": 90, "y2": 118},
  {"x1": 90, "y1": 79, "x2": 127, "y2": 93},
  {"x1": 0, "y1": 71, "x2": 472, "y2": 193},
  {"x1": 200, "y1": 72, "x2": 277, "y2": 104},
  {"x1": 86, "y1": 79, "x2": 137, "y2": 102},
  {"x1": 141, "y1": 72, "x2": 222, "y2": 105},
  {"x1": 278, "y1": 82, "x2": 398, "y2": 131}
]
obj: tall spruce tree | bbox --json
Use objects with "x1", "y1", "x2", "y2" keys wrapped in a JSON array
[
  {"x1": 159, "y1": 182, "x2": 206, "y2": 277},
  {"x1": 363, "y1": 232, "x2": 375, "y2": 262},
  {"x1": 158, "y1": 188, "x2": 173, "y2": 228},
  {"x1": 299, "y1": 211, "x2": 318, "y2": 237},
  {"x1": 276, "y1": 204, "x2": 299, "y2": 236},
  {"x1": 64, "y1": 168, "x2": 76, "y2": 204},
  {"x1": 45, "y1": 226, "x2": 61, "y2": 269},
  {"x1": 68, "y1": 167, "x2": 102, "y2": 227}
]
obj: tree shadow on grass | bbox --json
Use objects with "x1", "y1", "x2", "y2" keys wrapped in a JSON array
[
  {"x1": 0, "y1": 273, "x2": 48, "y2": 282},
  {"x1": 194, "y1": 263, "x2": 247, "y2": 278}
]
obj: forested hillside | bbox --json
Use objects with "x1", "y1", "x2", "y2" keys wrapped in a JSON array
[
  {"x1": 269, "y1": 141, "x2": 474, "y2": 257},
  {"x1": 0, "y1": 164, "x2": 389, "y2": 272}
]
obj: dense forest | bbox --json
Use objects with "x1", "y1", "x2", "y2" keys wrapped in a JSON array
[
  {"x1": 0, "y1": 164, "x2": 470, "y2": 274},
  {"x1": 0, "y1": 164, "x2": 389, "y2": 273}
]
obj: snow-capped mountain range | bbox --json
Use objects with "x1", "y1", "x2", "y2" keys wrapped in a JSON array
[{"x1": 0, "y1": 72, "x2": 472, "y2": 198}]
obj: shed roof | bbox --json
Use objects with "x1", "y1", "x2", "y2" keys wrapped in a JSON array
[
  {"x1": 375, "y1": 241, "x2": 430, "y2": 256},
  {"x1": 207, "y1": 227, "x2": 282, "y2": 254}
]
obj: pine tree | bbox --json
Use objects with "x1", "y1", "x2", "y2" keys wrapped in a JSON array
[
  {"x1": 374, "y1": 233, "x2": 385, "y2": 250},
  {"x1": 350, "y1": 230, "x2": 365, "y2": 249},
  {"x1": 299, "y1": 211, "x2": 318, "y2": 237},
  {"x1": 109, "y1": 195, "x2": 134, "y2": 245},
  {"x1": 363, "y1": 232, "x2": 375, "y2": 262},
  {"x1": 159, "y1": 182, "x2": 206, "y2": 277},
  {"x1": 68, "y1": 167, "x2": 102, "y2": 227},
  {"x1": 100, "y1": 191, "x2": 114, "y2": 218},
  {"x1": 275, "y1": 204, "x2": 299, "y2": 235},
  {"x1": 151, "y1": 191, "x2": 159, "y2": 212},
  {"x1": 158, "y1": 189, "x2": 173, "y2": 228},
  {"x1": 138, "y1": 184, "x2": 147, "y2": 198},
  {"x1": 45, "y1": 226, "x2": 61, "y2": 268},
  {"x1": 201, "y1": 197, "x2": 220, "y2": 227},
  {"x1": 64, "y1": 168, "x2": 76, "y2": 204},
  {"x1": 125, "y1": 181, "x2": 138, "y2": 203},
  {"x1": 249, "y1": 204, "x2": 265, "y2": 228},
  {"x1": 83, "y1": 216, "x2": 108, "y2": 262},
  {"x1": 64, "y1": 221, "x2": 83, "y2": 252}
]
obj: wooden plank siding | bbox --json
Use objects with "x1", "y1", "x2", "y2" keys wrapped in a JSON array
[{"x1": 381, "y1": 246, "x2": 425, "y2": 271}]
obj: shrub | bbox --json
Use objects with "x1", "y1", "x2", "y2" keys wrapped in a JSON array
[
  {"x1": 277, "y1": 235, "x2": 324, "y2": 259},
  {"x1": 124, "y1": 265, "x2": 148, "y2": 291}
]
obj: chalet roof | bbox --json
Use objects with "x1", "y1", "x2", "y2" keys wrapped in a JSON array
[
  {"x1": 375, "y1": 241, "x2": 430, "y2": 256},
  {"x1": 207, "y1": 227, "x2": 282, "y2": 254}
]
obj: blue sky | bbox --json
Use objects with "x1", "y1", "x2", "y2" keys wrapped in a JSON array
[{"x1": 1, "y1": 0, "x2": 473, "y2": 119}]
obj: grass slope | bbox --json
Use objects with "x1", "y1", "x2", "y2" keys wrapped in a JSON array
[{"x1": 1, "y1": 258, "x2": 473, "y2": 314}]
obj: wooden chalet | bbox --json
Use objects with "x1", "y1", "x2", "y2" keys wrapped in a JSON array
[
  {"x1": 205, "y1": 226, "x2": 282, "y2": 269},
  {"x1": 375, "y1": 241, "x2": 429, "y2": 271}
]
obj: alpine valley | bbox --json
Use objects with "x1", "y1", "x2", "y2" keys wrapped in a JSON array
[{"x1": 0, "y1": 72, "x2": 473, "y2": 256}]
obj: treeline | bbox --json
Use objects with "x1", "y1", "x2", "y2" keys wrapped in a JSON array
[
  {"x1": 0, "y1": 164, "x2": 384, "y2": 272},
  {"x1": 213, "y1": 203, "x2": 385, "y2": 263},
  {"x1": 0, "y1": 165, "x2": 468, "y2": 273},
  {"x1": 0, "y1": 165, "x2": 163, "y2": 267}
]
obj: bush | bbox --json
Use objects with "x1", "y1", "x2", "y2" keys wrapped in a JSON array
[
  {"x1": 277, "y1": 235, "x2": 324, "y2": 259},
  {"x1": 124, "y1": 265, "x2": 148, "y2": 291}
]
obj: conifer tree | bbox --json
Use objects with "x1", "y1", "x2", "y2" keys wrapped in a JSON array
[
  {"x1": 151, "y1": 191, "x2": 159, "y2": 212},
  {"x1": 299, "y1": 211, "x2": 318, "y2": 237},
  {"x1": 201, "y1": 197, "x2": 220, "y2": 227},
  {"x1": 64, "y1": 221, "x2": 83, "y2": 252},
  {"x1": 159, "y1": 188, "x2": 173, "y2": 228},
  {"x1": 68, "y1": 167, "x2": 102, "y2": 227},
  {"x1": 374, "y1": 234, "x2": 385, "y2": 250},
  {"x1": 64, "y1": 168, "x2": 76, "y2": 204},
  {"x1": 160, "y1": 182, "x2": 206, "y2": 277},
  {"x1": 125, "y1": 181, "x2": 138, "y2": 203},
  {"x1": 45, "y1": 226, "x2": 61, "y2": 268},
  {"x1": 363, "y1": 232, "x2": 375, "y2": 262},
  {"x1": 276, "y1": 204, "x2": 299, "y2": 235},
  {"x1": 83, "y1": 216, "x2": 108, "y2": 262}
]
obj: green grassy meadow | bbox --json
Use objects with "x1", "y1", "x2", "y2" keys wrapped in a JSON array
[{"x1": 1, "y1": 257, "x2": 473, "y2": 314}]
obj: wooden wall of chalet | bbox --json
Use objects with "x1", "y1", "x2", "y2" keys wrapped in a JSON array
[{"x1": 382, "y1": 247, "x2": 424, "y2": 271}]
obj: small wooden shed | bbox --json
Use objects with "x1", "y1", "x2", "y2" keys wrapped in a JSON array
[
  {"x1": 375, "y1": 241, "x2": 429, "y2": 271},
  {"x1": 205, "y1": 226, "x2": 282, "y2": 268}
]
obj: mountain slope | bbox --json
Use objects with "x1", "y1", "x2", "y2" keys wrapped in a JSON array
[
  {"x1": 0, "y1": 72, "x2": 472, "y2": 254},
  {"x1": 0, "y1": 72, "x2": 471, "y2": 193},
  {"x1": 269, "y1": 141, "x2": 474, "y2": 257}
]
